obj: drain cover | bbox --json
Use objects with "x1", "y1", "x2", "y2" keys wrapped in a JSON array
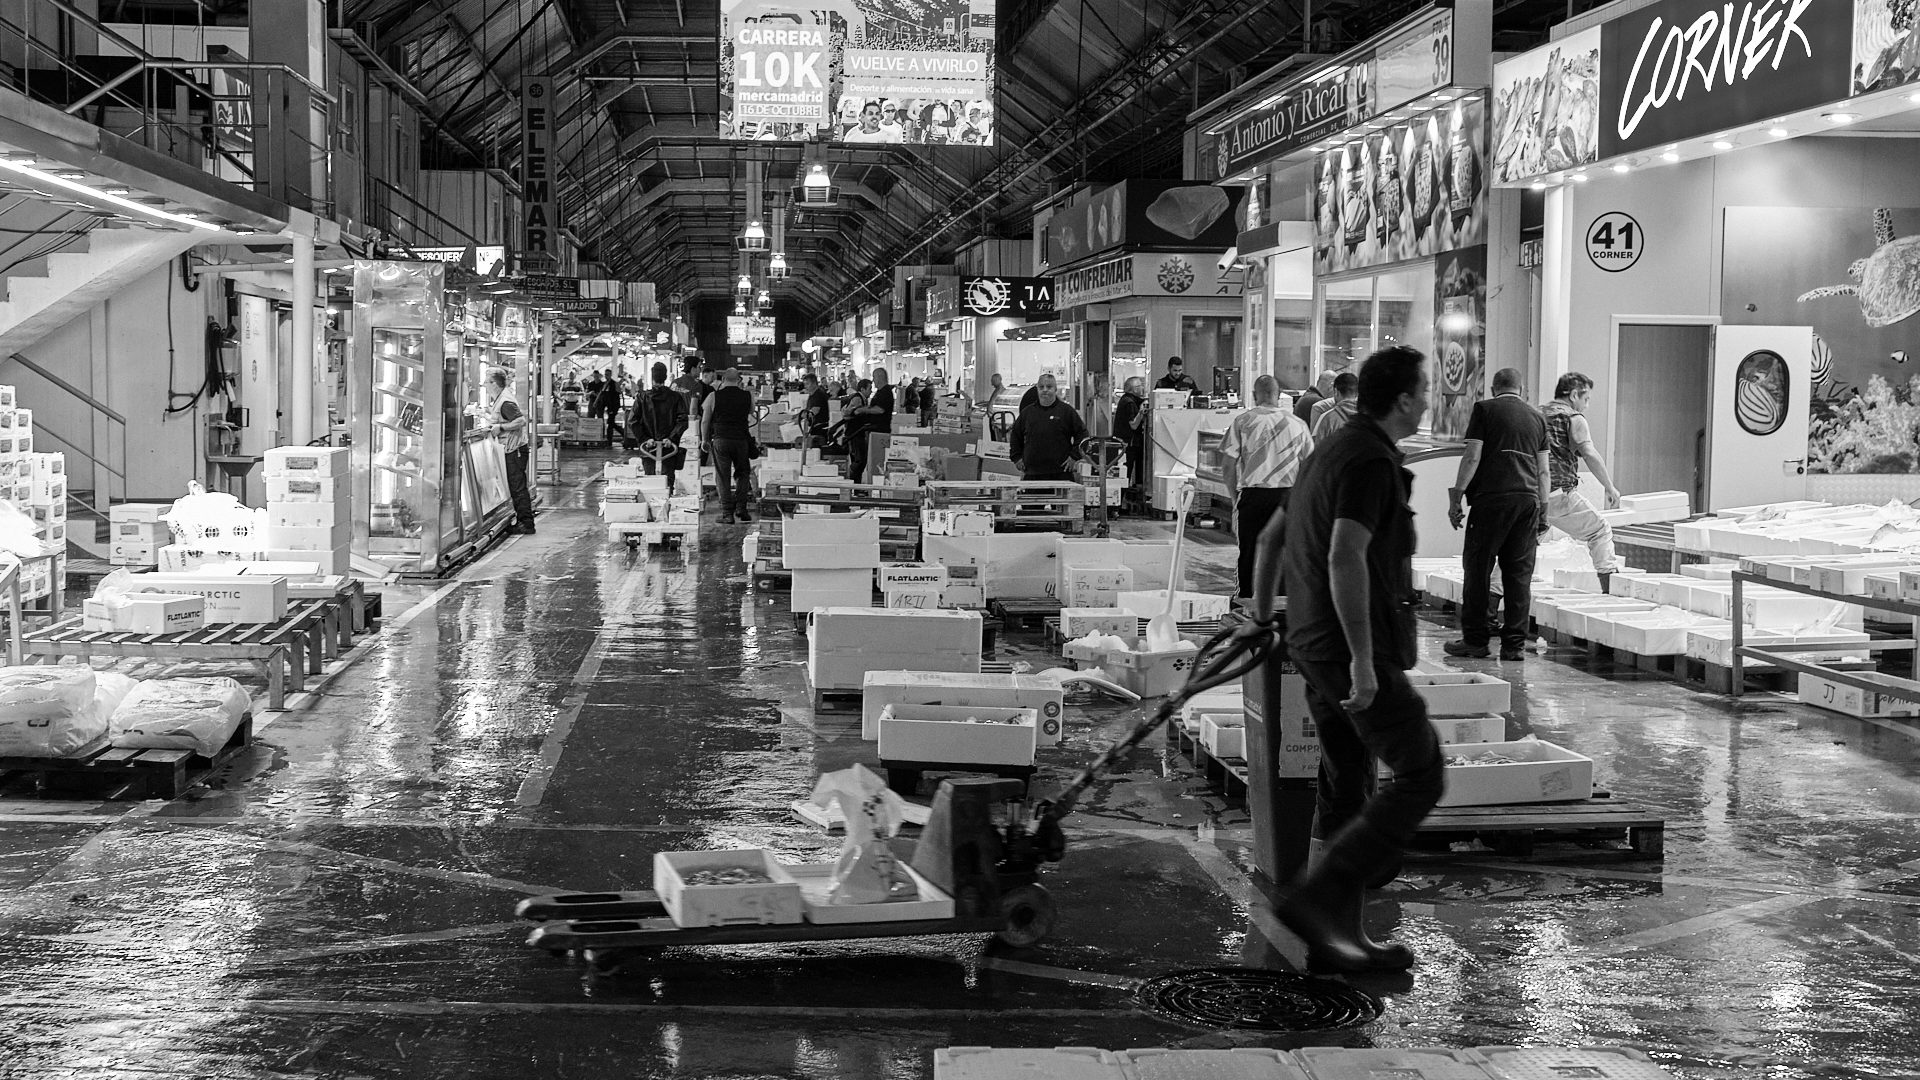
[{"x1": 1136, "y1": 967, "x2": 1382, "y2": 1032}]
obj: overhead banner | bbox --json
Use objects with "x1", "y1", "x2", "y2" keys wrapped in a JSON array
[
  {"x1": 1313, "y1": 92, "x2": 1487, "y2": 275},
  {"x1": 1492, "y1": 0, "x2": 1856, "y2": 184},
  {"x1": 1055, "y1": 253, "x2": 1247, "y2": 309},
  {"x1": 519, "y1": 77, "x2": 557, "y2": 257},
  {"x1": 727, "y1": 315, "x2": 776, "y2": 345},
  {"x1": 720, "y1": 0, "x2": 996, "y2": 145}
]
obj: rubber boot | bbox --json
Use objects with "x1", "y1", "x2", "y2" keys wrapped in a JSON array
[
  {"x1": 1273, "y1": 872, "x2": 1379, "y2": 974},
  {"x1": 1598, "y1": 571, "x2": 1614, "y2": 595}
]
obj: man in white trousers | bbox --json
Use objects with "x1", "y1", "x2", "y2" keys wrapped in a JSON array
[{"x1": 1541, "y1": 372, "x2": 1621, "y2": 593}]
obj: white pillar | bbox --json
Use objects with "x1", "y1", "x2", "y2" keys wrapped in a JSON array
[{"x1": 289, "y1": 232, "x2": 315, "y2": 444}]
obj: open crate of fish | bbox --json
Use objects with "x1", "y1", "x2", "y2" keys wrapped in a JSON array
[{"x1": 652, "y1": 849, "x2": 805, "y2": 927}]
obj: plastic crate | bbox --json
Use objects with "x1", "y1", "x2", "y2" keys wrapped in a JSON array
[
  {"x1": 1473, "y1": 1046, "x2": 1677, "y2": 1080},
  {"x1": 1295, "y1": 1047, "x2": 1494, "y2": 1080},
  {"x1": 1063, "y1": 639, "x2": 1198, "y2": 698},
  {"x1": 652, "y1": 849, "x2": 804, "y2": 927},
  {"x1": 1120, "y1": 1048, "x2": 1309, "y2": 1080},
  {"x1": 935, "y1": 1047, "x2": 1127, "y2": 1080}
]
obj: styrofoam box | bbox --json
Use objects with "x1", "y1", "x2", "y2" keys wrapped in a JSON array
[
  {"x1": 81, "y1": 593, "x2": 206, "y2": 635},
  {"x1": 28, "y1": 475, "x2": 63, "y2": 504},
  {"x1": 784, "y1": 544, "x2": 881, "y2": 570},
  {"x1": 860, "y1": 670, "x2": 1065, "y2": 744},
  {"x1": 114, "y1": 521, "x2": 171, "y2": 544},
  {"x1": 195, "y1": 560, "x2": 326, "y2": 581},
  {"x1": 786, "y1": 860, "x2": 954, "y2": 924},
  {"x1": 785, "y1": 512, "x2": 881, "y2": 546},
  {"x1": 878, "y1": 564, "x2": 947, "y2": 591},
  {"x1": 1809, "y1": 557, "x2": 1920, "y2": 595},
  {"x1": 1294, "y1": 1046, "x2": 1492, "y2": 1080},
  {"x1": 883, "y1": 588, "x2": 942, "y2": 610},
  {"x1": 1626, "y1": 574, "x2": 1690, "y2": 603},
  {"x1": 604, "y1": 501, "x2": 653, "y2": 524},
  {"x1": 789, "y1": 569, "x2": 872, "y2": 614},
  {"x1": 1610, "y1": 612, "x2": 1723, "y2": 655},
  {"x1": 265, "y1": 547, "x2": 350, "y2": 575},
  {"x1": 1865, "y1": 572, "x2": 1904, "y2": 604},
  {"x1": 1116, "y1": 590, "x2": 1231, "y2": 622},
  {"x1": 110, "y1": 541, "x2": 159, "y2": 565},
  {"x1": 790, "y1": 590, "x2": 873, "y2": 615},
  {"x1": 264, "y1": 524, "x2": 349, "y2": 552},
  {"x1": 1063, "y1": 639, "x2": 1199, "y2": 698},
  {"x1": 268, "y1": 502, "x2": 345, "y2": 529},
  {"x1": 807, "y1": 607, "x2": 983, "y2": 690},
  {"x1": 1433, "y1": 714, "x2": 1506, "y2": 744},
  {"x1": 652, "y1": 849, "x2": 803, "y2": 927},
  {"x1": 1687, "y1": 626, "x2": 1870, "y2": 667},
  {"x1": 934, "y1": 1047, "x2": 1126, "y2": 1080},
  {"x1": 1898, "y1": 568, "x2": 1920, "y2": 603},
  {"x1": 1797, "y1": 671, "x2": 1920, "y2": 719},
  {"x1": 27, "y1": 452, "x2": 61, "y2": 481},
  {"x1": 266, "y1": 475, "x2": 346, "y2": 504},
  {"x1": 945, "y1": 584, "x2": 986, "y2": 608},
  {"x1": 878, "y1": 703, "x2": 1037, "y2": 766},
  {"x1": 1742, "y1": 593, "x2": 1863, "y2": 631},
  {"x1": 1060, "y1": 607, "x2": 1138, "y2": 641},
  {"x1": 28, "y1": 502, "x2": 64, "y2": 524},
  {"x1": 1619, "y1": 490, "x2": 1688, "y2": 513},
  {"x1": 1119, "y1": 1049, "x2": 1309, "y2": 1080},
  {"x1": 1437, "y1": 739, "x2": 1595, "y2": 807},
  {"x1": 1066, "y1": 566, "x2": 1133, "y2": 608},
  {"x1": 1406, "y1": 672, "x2": 1511, "y2": 716},
  {"x1": 1200, "y1": 713, "x2": 1245, "y2": 758},
  {"x1": 264, "y1": 445, "x2": 350, "y2": 478},
  {"x1": 1552, "y1": 568, "x2": 1605, "y2": 593},
  {"x1": 109, "y1": 501, "x2": 173, "y2": 525},
  {"x1": 923, "y1": 508, "x2": 994, "y2": 536},
  {"x1": 129, "y1": 574, "x2": 287, "y2": 623},
  {"x1": 158, "y1": 544, "x2": 259, "y2": 573}
]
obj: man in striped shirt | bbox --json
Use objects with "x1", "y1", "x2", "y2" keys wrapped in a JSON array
[{"x1": 1219, "y1": 375, "x2": 1314, "y2": 599}]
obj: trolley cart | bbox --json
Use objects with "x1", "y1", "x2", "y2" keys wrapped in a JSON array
[
  {"x1": 1079, "y1": 435, "x2": 1129, "y2": 538},
  {"x1": 607, "y1": 439, "x2": 700, "y2": 553},
  {"x1": 515, "y1": 622, "x2": 1278, "y2": 973}
]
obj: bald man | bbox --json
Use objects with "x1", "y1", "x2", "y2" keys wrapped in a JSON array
[{"x1": 1219, "y1": 375, "x2": 1314, "y2": 599}]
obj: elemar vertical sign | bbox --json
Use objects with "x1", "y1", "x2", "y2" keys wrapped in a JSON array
[{"x1": 520, "y1": 76, "x2": 557, "y2": 257}]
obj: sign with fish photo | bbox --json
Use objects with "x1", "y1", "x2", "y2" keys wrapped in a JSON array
[
  {"x1": 1490, "y1": 26, "x2": 1600, "y2": 185},
  {"x1": 1313, "y1": 92, "x2": 1487, "y2": 275}
]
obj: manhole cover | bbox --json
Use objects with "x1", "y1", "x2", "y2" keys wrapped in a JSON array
[{"x1": 1136, "y1": 967, "x2": 1382, "y2": 1031}]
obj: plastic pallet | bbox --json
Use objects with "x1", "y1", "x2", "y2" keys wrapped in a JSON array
[
  {"x1": 935, "y1": 1047, "x2": 1126, "y2": 1080},
  {"x1": 1294, "y1": 1047, "x2": 1494, "y2": 1080},
  {"x1": 1473, "y1": 1046, "x2": 1676, "y2": 1080},
  {"x1": 1120, "y1": 1050, "x2": 1309, "y2": 1080}
]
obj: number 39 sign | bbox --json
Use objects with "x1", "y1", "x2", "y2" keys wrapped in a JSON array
[{"x1": 1586, "y1": 211, "x2": 1644, "y2": 273}]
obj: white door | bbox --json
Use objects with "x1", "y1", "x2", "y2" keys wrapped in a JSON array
[{"x1": 1708, "y1": 325, "x2": 1812, "y2": 511}]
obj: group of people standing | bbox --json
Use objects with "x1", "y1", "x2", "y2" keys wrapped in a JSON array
[{"x1": 1226, "y1": 346, "x2": 1620, "y2": 975}]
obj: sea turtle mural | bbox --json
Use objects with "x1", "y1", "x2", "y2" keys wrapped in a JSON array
[{"x1": 1797, "y1": 207, "x2": 1920, "y2": 327}]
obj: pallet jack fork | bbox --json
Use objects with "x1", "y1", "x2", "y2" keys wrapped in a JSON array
[
  {"x1": 515, "y1": 624, "x2": 1280, "y2": 971},
  {"x1": 609, "y1": 439, "x2": 699, "y2": 553}
]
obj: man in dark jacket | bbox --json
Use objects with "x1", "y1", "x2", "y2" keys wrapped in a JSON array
[
  {"x1": 1113, "y1": 376, "x2": 1149, "y2": 505},
  {"x1": 802, "y1": 374, "x2": 831, "y2": 446},
  {"x1": 632, "y1": 362, "x2": 690, "y2": 494},
  {"x1": 1009, "y1": 373, "x2": 1088, "y2": 482}
]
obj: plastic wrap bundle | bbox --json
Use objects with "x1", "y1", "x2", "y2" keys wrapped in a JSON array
[
  {"x1": 161, "y1": 482, "x2": 266, "y2": 548},
  {"x1": 0, "y1": 667, "x2": 136, "y2": 757},
  {"x1": 109, "y1": 677, "x2": 250, "y2": 757}
]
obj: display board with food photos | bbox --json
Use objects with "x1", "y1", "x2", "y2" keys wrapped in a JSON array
[{"x1": 1312, "y1": 93, "x2": 1487, "y2": 276}]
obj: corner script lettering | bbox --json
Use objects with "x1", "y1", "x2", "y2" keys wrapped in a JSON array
[{"x1": 1616, "y1": 0, "x2": 1816, "y2": 142}]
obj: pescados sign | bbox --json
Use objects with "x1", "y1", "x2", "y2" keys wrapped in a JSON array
[{"x1": 1598, "y1": 0, "x2": 1851, "y2": 157}]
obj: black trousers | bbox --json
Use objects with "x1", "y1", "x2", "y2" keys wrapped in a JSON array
[
  {"x1": 1234, "y1": 487, "x2": 1288, "y2": 599},
  {"x1": 710, "y1": 437, "x2": 755, "y2": 515},
  {"x1": 1460, "y1": 493, "x2": 1540, "y2": 650},
  {"x1": 505, "y1": 445, "x2": 534, "y2": 530},
  {"x1": 1293, "y1": 658, "x2": 1444, "y2": 885}
]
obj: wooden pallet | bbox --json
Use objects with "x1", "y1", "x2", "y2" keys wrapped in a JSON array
[
  {"x1": 880, "y1": 757, "x2": 1035, "y2": 797},
  {"x1": 1414, "y1": 792, "x2": 1666, "y2": 858},
  {"x1": 0, "y1": 716, "x2": 253, "y2": 800},
  {"x1": 989, "y1": 597, "x2": 1063, "y2": 633},
  {"x1": 811, "y1": 687, "x2": 863, "y2": 714}
]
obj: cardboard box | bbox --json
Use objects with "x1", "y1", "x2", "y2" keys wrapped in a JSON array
[
  {"x1": 1437, "y1": 739, "x2": 1595, "y2": 807},
  {"x1": 110, "y1": 540, "x2": 160, "y2": 565},
  {"x1": 264, "y1": 523, "x2": 351, "y2": 552},
  {"x1": 1060, "y1": 607, "x2": 1139, "y2": 641},
  {"x1": 1245, "y1": 657, "x2": 1317, "y2": 778},
  {"x1": 82, "y1": 593, "x2": 206, "y2": 635},
  {"x1": 860, "y1": 670, "x2": 1067, "y2": 744},
  {"x1": 28, "y1": 474, "x2": 64, "y2": 505},
  {"x1": 268, "y1": 501, "x2": 347, "y2": 529},
  {"x1": 265, "y1": 474, "x2": 348, "y2": 504},
  {"x1": 878, "y1": 564, "x2": 948, "y2": 591},
  {"x1": 1117, "y1": 590, "x2": 1231, "y2": 622},
  {"x1": 878, "y1": 703, "x2": 1037, "y2": 766},
  {"x1": 29, "y1": 501, "x2": 65, "y2": 524},
  {"x1": 807, "y1": 607, "x2": 982, "y2": 690},
  {"x1": 128, "y1": 573, "x2": 288, "y2": 623},
  {"x1": 784, "y1": 544, "x2": 881, "y2": 570},
  {"x1": 1798, "y1": 672, "x2": 1920, "y2": 718},
  {"x1": 1200, "y1": 713, "x2": 1245, "y2": 758},
  {"x1": 264, "y1": 445, "x2": 350, "y2": 478},
  {"x1": 27, "y1": 452, "x2": 61, "y2": 482},
  {"x1": 1406, "y1": 672, "x2": 1511, "y2": 716},
  {"x1": 114, "y1": 521, "x2": 171, "y2": 544},
  {"x1": 110, "y1": 501, "x2": 173, "y2": 524},
  {"x1": 1066, "y1": 566, "x2": 1134, "y2": 608}
]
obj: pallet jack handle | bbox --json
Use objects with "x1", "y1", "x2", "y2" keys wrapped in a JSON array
[{"x1": 1029, "y1": 619, "x2": 1283, "y2": 856}]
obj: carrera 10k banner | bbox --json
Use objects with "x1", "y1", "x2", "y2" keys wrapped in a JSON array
[{"x1": 719, "y1": 0, "x2": 996, "y2": 145}]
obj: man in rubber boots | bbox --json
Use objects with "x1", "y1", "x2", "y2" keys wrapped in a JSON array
[{"x1": 1241, "y1": 344, "x2": 1442, "y2": 973}]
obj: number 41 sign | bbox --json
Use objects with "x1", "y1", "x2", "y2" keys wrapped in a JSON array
[{"x1": 1586, "y1": 211, "x2": 1644, "y2": 273}]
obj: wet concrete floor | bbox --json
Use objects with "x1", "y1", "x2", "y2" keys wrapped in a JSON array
[{"x1": 1, "y1": 453, "x2": 1918, "y2": 1079}]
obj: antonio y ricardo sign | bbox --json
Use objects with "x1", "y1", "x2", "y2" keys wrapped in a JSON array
[
  {"x1": 1314, "y1": 93, "x2": 1487, "y2": 275},
  {"x1": 719, "y1": 0, "x2": 996, "y2": 145}
]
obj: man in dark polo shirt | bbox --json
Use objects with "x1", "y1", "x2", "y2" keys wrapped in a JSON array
[
  {"x1": 1242, "y1": 344, "x2": 1442, "y2": 974},
  {"x1": 1445, "y1": 368, "x2": 1550, "y2": 661}
]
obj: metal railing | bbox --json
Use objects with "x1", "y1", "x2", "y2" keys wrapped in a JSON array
[
  {"x1": 1, "y1": 352, "x2": 127, "y2": 518},
  {"x1": 0, "y1": 0, "x2": 335, "y2": 215}
]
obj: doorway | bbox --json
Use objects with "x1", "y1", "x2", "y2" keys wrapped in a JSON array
[{"x1": 1613, "y1": 321, "x2": 1712, "y2": 510}]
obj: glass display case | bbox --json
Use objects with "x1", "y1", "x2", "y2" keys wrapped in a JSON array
[{"x1": 348, "y1": 260, "x2": 517, "y2": 575}]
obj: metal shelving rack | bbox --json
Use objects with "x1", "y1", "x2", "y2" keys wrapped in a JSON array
[{"x1": 1729, "y1": 570, "x2": 1920, "y2": 703}]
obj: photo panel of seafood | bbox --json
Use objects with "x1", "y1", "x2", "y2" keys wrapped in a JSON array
[
  {"x1": 1313, "y1": 93, "x2": 1487, "y2": 276},
  {"x1": 1491, "y1": 26, "x2": 1600, "y2": 185}
]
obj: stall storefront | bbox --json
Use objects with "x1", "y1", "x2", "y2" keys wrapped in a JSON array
[
  {"x1": 929, "y1": 272, "x2": 1058, "y2": 407},
  {"x1": 1195, "y1": 2, "x2": 1501, "y2": 437},
  {"x1": 1493, "y1": 0, "x2": 1920, "y2": 510}
]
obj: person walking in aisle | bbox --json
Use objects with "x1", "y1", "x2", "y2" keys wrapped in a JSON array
[
  {"x1": 1311, "y1": 372, "x2": 1359, "y2": 438},
  {"x1": 596, "y1": 372, "x2": 624, "y2": 448},
  {"x1": 1009, "y1": 373, "x2": 1088, "y2": 482},
  {"x1": 1293, "y1": 370, "x2": 1336, "y2": 423},
  {"x1": 919, "y1": 378, "x2": 937, "y2": 427},
  {"x1": 1444, "y1": 368, "x2": 1549, "y2": 661},
  {"x1": 702, "y1": 369, "x2": 758, "y2": 524},
  {"x1": 802, "y1": 374, "x2": 831, "y2": 447},
  {"x1": 1113, "y1": 376, "x2": 1149, "y2": 510},
  {"x1": 1242, "y1": 344, "x2": 1441, "y2": 973},
  {"x1": 1542, "y1": 372, "x2": 1622, "y2": 592},
  {"x1": 1218, "y1": 375, "x2": 1314, "y2": 600},
  {"x1": 852, "y1": 368, "x2": 896, "y2": 480},
  {"x1": 486, "y1": 369, "x2": 536, "y2": 535},
  {"x1": 632, "y1": 362, "x2": 690, "y2": 495}
]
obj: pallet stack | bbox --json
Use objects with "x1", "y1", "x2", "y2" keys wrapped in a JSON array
[
  {"x1": 25, "y1": 451, "x2": 66, "y2": 597},
  {"x1": 262, "y1": 447, "x2": 352, "y2": 574},
  {"x1": 923, "y1": 481, "x2": 1087, "y2": 535},
  {"x1": 784, "y1": 513, "x2": 880, "y2": 613}
]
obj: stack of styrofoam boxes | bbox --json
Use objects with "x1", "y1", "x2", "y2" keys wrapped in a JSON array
[
  {"x1": 109, "y1": 502, "x2": 175, "y2": 568},
  {"x1": 861, "y1": 669, "x2": 1067, "y2": 746},
  {"x1": 759, "y1": 448, "x2": 804, "y2": 487},
  {"x1": 262, "y1": 446, "x2": 351, "y2": 575},
  {"x1": 1406, "y1": 671, "x2": 1509, "y2": 746},
  {"x1": 878, "y1": 563, "x2": 947, "y2": 609},
  {"x1": 26, "y1": 451, "x2": 66, "y2": 573},
  {"x1": 806, "y1": 607, "x2": 983, "y2": 700},
  {"x1": 602, "y1": 460, "x2": 657, "y2": 525},
  {"x1": 785, "y1": 512, "x2": 880, "y2": 613}
]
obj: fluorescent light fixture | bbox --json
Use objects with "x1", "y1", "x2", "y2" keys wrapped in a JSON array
[
  {"x1": 1661, "y1": 149, "x2": 1680, "y2": 162},
  {"x1": 0, "y1": 158, "x2": 216, "y2": 230},
  {"x1": 770, "y1": 252, "x2": 788, "y2": 271},
  {"x1": 1823, "y1": 112, "x2": 1859, "y2": 125},
  {"x1": 1712, "y1": 139, "x2": 1734, "y2": 150},
  {"x1": 1530, "y1": 181, "x2": 1547, "y2": 190},
  {"x1": 1612, "y1": 162, "x2": 1631, "y2": 173},
  {"x1": 1570, "y1": 172, "x2": 1590, "y2": 183},
  {"x1": 1767, "y1": 125, "x2": 1789, "y2": 137},
  {"x1": 742, "y1": 219, "x2": 766, "y2": 241},
  {"x1": 803, "y1": 164, "x2": 830, "y2": 189}
]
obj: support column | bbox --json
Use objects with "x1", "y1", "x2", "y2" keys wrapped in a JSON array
[{"x1": 290, "y1": 232, "x2": 315, "y2": 445}]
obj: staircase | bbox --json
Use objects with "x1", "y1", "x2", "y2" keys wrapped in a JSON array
[
  {"x1": 0, "y1": 227, "x2": 202, "y2": 355},
  {"x1": 66, "y1": 486, "x2": 110, "y2": 563}
]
